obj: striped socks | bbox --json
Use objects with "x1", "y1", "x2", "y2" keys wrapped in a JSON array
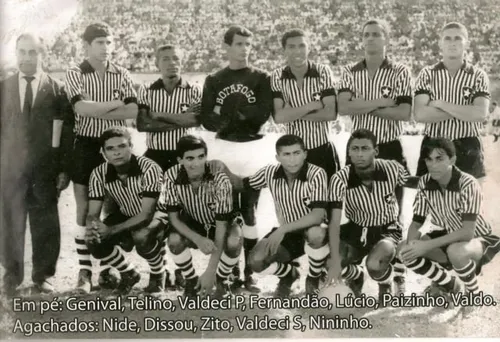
[{"x1": 172, "y1": 249, "x2": 197, "y2": 280}]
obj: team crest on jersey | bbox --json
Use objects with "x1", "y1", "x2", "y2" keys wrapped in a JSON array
[
  {"x1": 384, "y1": 193, "x2": 395, "y2": 204},
  {"x1": 180, "y1": 103, "x2": 190, "y2": 113},
  {"x1": 312, "y1": 92, "x2": 321, "y2": 101},
  {"x1": 462, "y1": 87, "x2": 474, "y2": 100},
  {"x1": 208, "y1": 202, "x2": 216, "y2": 211},
  {"x1": 303, "y1": 196, "x2": 311, "y2": 206},
  {"x1": 112, "y1": 89, "x2": 121, "y2": 99},
  {"x1": 381, "y1": 86, "x2": 392, "y2": 98}
]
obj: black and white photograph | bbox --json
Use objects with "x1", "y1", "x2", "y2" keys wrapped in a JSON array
[{"x1": 0, "y1": 0, "x2": 499, "y2": 339}]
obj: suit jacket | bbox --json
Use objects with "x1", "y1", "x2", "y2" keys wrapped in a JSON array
[{"x1": 0, "y1": 72, "x2": 74, "y2": 190}]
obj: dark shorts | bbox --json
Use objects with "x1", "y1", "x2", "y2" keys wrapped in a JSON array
[
  {"x1": 263, "y1": 228, "x2": 306, "y2": 261},
  {"x1": 426, "y1": 230, "x2": 500, "y2": 274},
  {"x1": 169, "y1": 212, "x2": 239, "y2": 249},
  {"x1": 417, "y1": 136, "x2": 486, "y2": 178},
  {"x1": 307, "y1": 142, "x2": 340, "y2": 179},
  {"x1": 100, "y1": 211, "x2": 169, "y2": 252},
  {"x1": 340, "y1": 221, "x2": 402, "y2": 261},
  {"x1": 346, "y1": 139, "x2": 407, "y2": 169},
  {"x1": 144, "y1": 149, "x2": 178, "y2": 172},
  {"x1": 72, "y1": 136, "x2": 105, "y2": 186}
]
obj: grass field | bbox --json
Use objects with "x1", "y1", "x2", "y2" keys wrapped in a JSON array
[{"x1": 0, "y1": 73, "x2": 499, "y2": 339}]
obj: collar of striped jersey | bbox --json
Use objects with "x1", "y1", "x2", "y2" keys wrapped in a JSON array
[
  {"x1": 175, "y1": 164, "x2": 215, "y2": 185},
  {"x1": 150, "y1": 77, "x2": 191, "y2": 90},
  {"x1": 424, "y1": 166, "x2": 461, "y2": 192},
  {"x1": 80, "y1": 60, "x2": 120, "y2": 74},
  {"x1": 347, "y1": 160, "x2": 388, "y2": 188},
  {"x1": 273, "y1": 163, "x2": 309, "y2": 182},
  {"x1": 433, "y1": 60, "x2": 474, "y2": 74},
  {"x1": 281, "y1": 61, "x2": 320, "y2": 80},
  {"x1": 351, "y1": 57, "x2": 393, "y2": 72},
  {"x1": 105, "y1": 155, "x2": 142, "y2": 183}
]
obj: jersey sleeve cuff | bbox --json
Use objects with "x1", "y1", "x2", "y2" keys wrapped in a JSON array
[
  {"x1": 138, "y1": 103, "x2": 150, "y2": 111},
  {"x1": 70, "y1": 94, "x2": 84, "y2": 106},
  {"x1": 415, "y1": 89, "x2": 431, "y2": 96},
  {"x1": 142, "y1": 191, "x2": 160, "y2": 199},
  {"x1": 329, "y1": 201, "x2": 343, "y2": 210},
  {"x1": 124, "y1": 97, "x2": 138, "y2": 105},
  {"x1": 272, "y1": 91, "x2": 283, "y2": 100},
  {"x1": 462, "y1": 213, "x2": 478, "y2": 221},
  {"x1": 413, "y1": 214, "x2": 427, "y2": 224},
  {"x1": 396, "y1": 95, "x2": 412, "y2": 105},
  {"x1": 165, "y1": 205, "x2": 182, "y2": 212},
  {"x1": 309, "y1": 201, "x2": 328, "y2": 209},
  {"x1": 471, "y1": 92, "x2": 490, "y2": 101},
  {"x1": 243, "y1": 177, "x2": 253, "y2": 190},
  {"x1": 321, "y1": 88, "x2": 337, "y2": 98},
  {"x1": 337, "y1": 88, "x2": 353, "y2": 94},
  {"x1": 215, "y1": 212, "x2": 232, "y2": 221}
]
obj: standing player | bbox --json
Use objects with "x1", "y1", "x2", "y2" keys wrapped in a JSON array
[
  {"x1": 489, "y1": 101, "x2": 500, "y2": 142},
  {"x1": 399, "y1": 138, "x2": 499, "y2": 305},
  {"x1": 244, "y1": 135, "x2": 329, "y2": 296},
  {"x1": 199, "y1": 25, "x2": 274, "y2": 292},
  {"x1": 136, "y1": 44, "x2": 201, "y2": 288},
  {"x1": 337, "y1": 19, "x2": 412, "y2": 218},
  {"x1": 325, "y1": 129, "x2": 418, "y2": 301},
  {"x1": 414, "y1": 22, "x2": 490, "y2": 181},
  {"x1": 271, "y1": 29, "x2": 340, "y2": 180},
  {"x1": 161, "y1": 136, "x2": 242, "y2": 298},
  {"x1": 137, "y1": 44, "x2": 201, "y2": 171},
  {"x1": 86, "y1": 127, "x2": 168, "y2": 295},
  {"x1": 65, "y1": 23, "x2": 139, "y2": 293}
]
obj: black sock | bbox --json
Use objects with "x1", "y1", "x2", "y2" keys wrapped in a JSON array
[{"x1": 243, "y1": 238, "x2": 258, "y2": 278}]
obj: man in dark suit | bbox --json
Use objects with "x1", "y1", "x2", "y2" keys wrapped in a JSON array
[{"x1": 0, "y1": 33, "x2": 73, "y2": 296}]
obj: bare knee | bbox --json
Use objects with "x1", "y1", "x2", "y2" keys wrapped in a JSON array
[
  {"x1": 225, "y1": 225, "x2": 243, "y2": 256},
  {"x1": 366, "y1": 240, "x2": 395, "y2": 273},
  {"x1": 446, "y1": 243, "x2": 468, "y2": 265},
  {"x1": 167, "y1": 232, "x2": 189, "y2": 255},
  {"x1": 248, "y1": 243, "x2": 268, "y2": 273},
  {"x1": 305, "y1": 225, "x2": 327, "y2": 249}
]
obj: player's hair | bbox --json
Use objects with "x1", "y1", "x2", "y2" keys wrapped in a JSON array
[
  {"x1": 347, "y1": 129, "x2": 377, "y2": 150},
  {"x1": 15, "y1": 33, "x2": 47, "y2": 55},
  {"x1": 493, "y1": 101, "x2": 498, "y2": 106},
  {"x1": 275, "y1": 134, "x2": 306, "y2": 153},
  {"x1": 362, "y1": 19, "x2": 391, "y2": 39},
  {"x1": 441, "y1": 22, "x2": 468, "y2": 40},
  {"x1": 99, "y1": 126, "x2": 132, "y2": 148},
  {"x1": 155, "y1": 44, "x2": 184, "y2": 60},
  {"x1": 281, "y1": 29, "x2": 307, "y2": 48},
  {"x1": 83, "y1": 23, "x2": 112, "y2": 44},
  {"x1": 223, "y1": 25, "x2": 253, "y2": 46},
  {"x1": 422, "y1": 137, "x2": 456, "y2": 159},
  {"x1": 176, "y1": 135, "x2": 208, "y2": 158}
]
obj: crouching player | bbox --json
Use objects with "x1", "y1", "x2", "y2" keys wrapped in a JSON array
[
  {"x1": 85, "y1": 127, "x2": 168, "y2": 295},
  {"x1": 399, "y1": 137, "x2": 500, "y2": 304},
  {"x1": 325, "y1": 129, "x2": 418, "y2": 302},
  {"x1": 243, "y1": 134, "x2": 329, "y2": 296},
  {"x1": 161, "y1": 135, "x2": 243, "y2": 298}
]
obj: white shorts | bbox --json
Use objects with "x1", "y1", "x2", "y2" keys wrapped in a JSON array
[{"x1": 194, "y1": 131, "x2": 281, "y2": 177}]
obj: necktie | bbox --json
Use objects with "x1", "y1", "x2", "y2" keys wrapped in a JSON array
[{"x1": 23, "y1": 76, "x2": 35, "y2": 115}]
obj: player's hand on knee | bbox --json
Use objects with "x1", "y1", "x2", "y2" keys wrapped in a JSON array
[{"x1": 195, "y1": 237, "x2": 217, "y2": 255}]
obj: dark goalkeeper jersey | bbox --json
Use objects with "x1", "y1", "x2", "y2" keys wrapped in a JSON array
[{"x1": 200, "y1": 66, "x2": 273, "y2": 142}]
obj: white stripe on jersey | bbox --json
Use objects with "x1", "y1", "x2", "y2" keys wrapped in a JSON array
[
  {"x1": 88, "y1": 155, "x2": 163, "y2": 217},
  {"x1": 329, "y1": 159, "x2": 409, "y2": 227},
  {"x1": 414, "y1": 61, "x2": 490, "y2": 140},
  {"x1": 270, "y1": 61, "x2": 336, "y2": 149},
  {"x1": 246, "y1": 163, "x2": 328, "y2": 225},
  {"x1": 65, "y1": 60, "x2": 137, "y2": 137},
  {"x1": 338, "y1": 57, "x2": 413, "y2": 144},
  {"x1": 138, "y1": 78, "x2": 201, "y2": 150},
  {"x1": 413, "y1": 166, "x2": 491, "y2": 237}
]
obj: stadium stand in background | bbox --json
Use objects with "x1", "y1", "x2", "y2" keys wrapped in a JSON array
[{"x1": 39, "y1": 0, "x2": 500, "y2": 76}]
